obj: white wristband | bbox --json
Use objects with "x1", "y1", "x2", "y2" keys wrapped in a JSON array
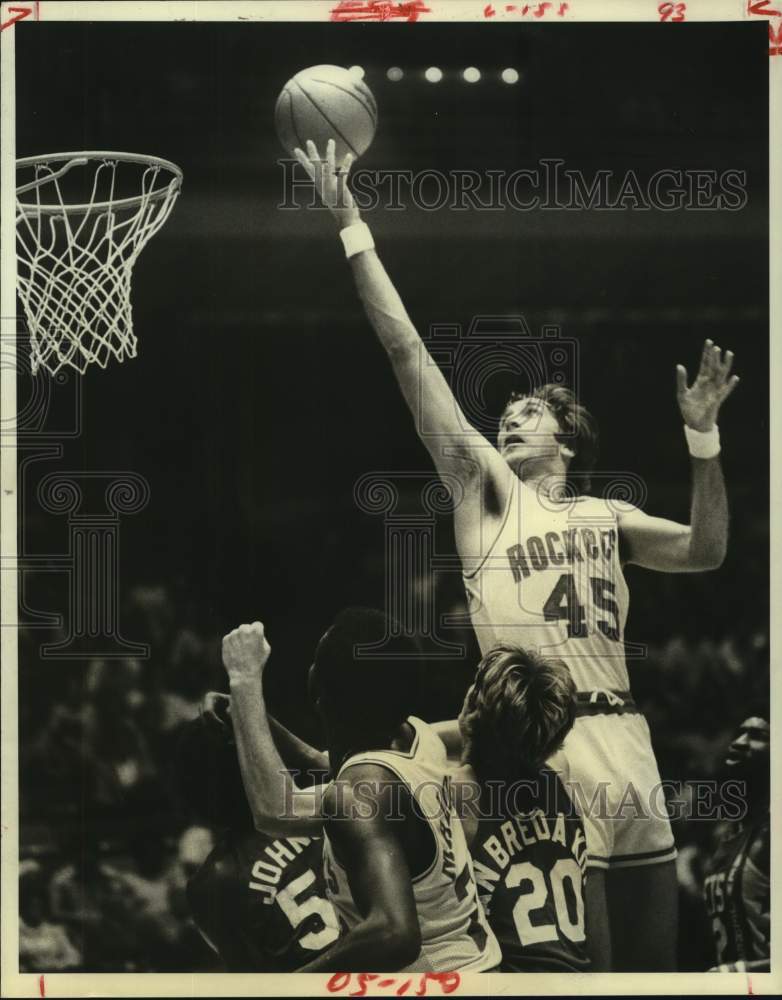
[
  {"x1": 684, "y1": 423, "x2": 720, "y2": 459},
  {"x1": 339, "y1": 221, "x2": 374, "y2": 259}
]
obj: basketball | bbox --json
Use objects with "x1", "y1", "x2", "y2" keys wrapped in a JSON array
[{"x1": 275, "y1": 64, "x2": 378, "y2": 162}]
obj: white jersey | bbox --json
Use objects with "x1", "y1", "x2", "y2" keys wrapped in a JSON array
[
  {"x1": 463, "y1": 476, "x2": 631, "y2": 692},
  {"x1": 322, "y1": 717, "x2": 501, "y2": 973}
]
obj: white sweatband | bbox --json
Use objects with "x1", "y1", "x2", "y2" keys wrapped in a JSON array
[
  {"x1": 339, "y1": 221, "x2": 374, "y2": 259},
  {"x1": 684, "y1": 423, "x2": 720, "y2": 459}
]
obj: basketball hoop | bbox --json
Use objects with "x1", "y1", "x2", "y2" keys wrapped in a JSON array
[{"x1": 15, "y1": 152, "x2": 183, "y2": 375}]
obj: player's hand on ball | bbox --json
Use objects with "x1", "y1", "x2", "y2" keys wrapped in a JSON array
[
  {"x1": 221, "y1": 622, "x2": 271, "y2": 684},
  {"x1": 293, "y1": 138, "x2": 360, "y2": 229},
  {"x1": 676, "y1": 339, "x2": 739, "y2": 431}
]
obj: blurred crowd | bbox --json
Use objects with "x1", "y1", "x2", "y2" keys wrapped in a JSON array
[{"x1": 17, "y1": 581, "x2": 768, "y2": 972}]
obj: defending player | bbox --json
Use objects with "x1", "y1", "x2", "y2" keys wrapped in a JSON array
[
  {"x1": 174, "y1": 699, "x2": 340, "y2": 970},
  {"x1": 222, "y1": 611, "x2": 501, "y2": 973},
  {"x1": 703, "y1": 715, "x2": 769, "y2": 973},
  {"x1": 439, "y1": 644, "x2": 591, "y2": 972},
  {"x1": 292, "y1": 138, "x2": 740, "y2": 970}
]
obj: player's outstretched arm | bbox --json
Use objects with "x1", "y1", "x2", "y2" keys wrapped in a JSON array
[
  {"x1": 619, "y1": 340, "x2": 738, "y2": 572},
  {"x1": 293, "y1": 140, "x2": 509, "y2": 497},
  {"x1": 297, "y1": 765, "x2": 422, "y2": 972},
  {"x1": 202, "y1": 690, "x2": 329, "y2": 776},
  {"x1": 222, "y1": 622, "x2": 325, "y2": 837}
]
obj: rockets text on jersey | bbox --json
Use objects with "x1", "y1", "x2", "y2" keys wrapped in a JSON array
[{"x1": 464, "y1": 476, "x2": 631, "y2": 692}]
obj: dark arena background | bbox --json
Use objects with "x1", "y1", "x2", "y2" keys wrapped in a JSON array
[{"x1": 15, "y1": 20, "x2": 768, "y2": 973}]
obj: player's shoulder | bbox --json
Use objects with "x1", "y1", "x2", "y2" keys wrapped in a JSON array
[
  {"x1": 520, "y1": 480, "x2": 630, "y2": 517},
  {"x1": 573, "y1": 493, "x2": 637, "y2": 520},
  {"x1": 408, "y1": 715, "x2": 449, "y2": 767},
  {"x1": 333, "y1": 759, "x2": 403, "y2": 797}
]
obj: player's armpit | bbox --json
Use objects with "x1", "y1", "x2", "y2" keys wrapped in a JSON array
[
  {"x1": 298, "y1": 767, "x2": 422, "y2": 972},
  {"x1": 617, "y1": 506, "x2": 721, "y2": 572}
]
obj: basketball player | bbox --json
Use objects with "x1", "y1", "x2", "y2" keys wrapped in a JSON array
[
  {"x1": 223, "y1": 617, "x2": 588, "y2": 971},
  {"x1": 292, "y1": 138, "x2": 740, "y2": 970},
  {"x1": 441, "y1": 644, "x2": 591, "y2": 972},
  {"x1": 703, "y1": 715, "x2": 769, "y2": 973},
  {"x1": 174, "y1": 701, "x2": 340, "y2": 970},
  {"x1": 222, "y1": 612, "x2": 501, "y2": 972}
]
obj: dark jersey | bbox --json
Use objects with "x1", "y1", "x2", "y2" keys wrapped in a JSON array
[
  {"x1": 469, "y1": 767, "x2": 590, "y2": 972},
  {"x1": 187, "y1": 829, "x2": 340, "y2": 971},
  {"x1": 703, "y1": 817, "x2": 770, "y2": 968}
]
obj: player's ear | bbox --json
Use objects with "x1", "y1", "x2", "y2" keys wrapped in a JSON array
[
  {"x1": 559, "y1": 443, "x2": 576, "y2": 460},
  {"x1": 307, "y1": 663, "x2": 320, "y2": 710}
]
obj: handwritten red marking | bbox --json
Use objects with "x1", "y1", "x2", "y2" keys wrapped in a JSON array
[
  {"x1": 330, "y1": 0, "x2": 430, "y2": 21},
  {"x1": 0, "y1": 3, "x2": 35, "y2": 31},
  {"x1": 416, "y1": 973, "x2": 461, "y2": 996},
  {"x1": 485, "y1": 0, "x2": 567, "y2": 14},
  {"x1": 326, "y1": 972, "x2": 462, "y2": 996},
  {"x1": 658, "y1": 1, "x2": 686, "y2": 20},
  {"x1": 38, "y1": 975, "x2": 45, "y2": 998},
  {"x1": 770, "y1": 20, "x2": 782, "y2": 53},
  {"x1": 748, "y1": 0, "x2": 781, "y2": 15},
  {"x1": 351, "y1": 973, "x2": 379, "y2": 997}
]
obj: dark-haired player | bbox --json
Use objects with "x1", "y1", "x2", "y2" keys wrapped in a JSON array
[
  {"x1": 173, "y1": 701, "x2": 340, "y2": 970},
  {"x1": 434, "y1": 644, "x2": 590, "y2": 972},
  {"x1": 222, "y1": 610, "x2": 500, "y2": 973},
  {"x1": 703, "y1": 715, "x2": 769, "y2": 973},
  {"x1": 293, "y1": 137, "x2": 740, "y2": 970}
]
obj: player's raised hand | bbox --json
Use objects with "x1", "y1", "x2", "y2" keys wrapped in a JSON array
[
  {"x1": 293, "y1": 138, "x2": 360, "y2": 229},
  {"x1": 676, "y1": 340, "x2": 739, "y2": 431},
  {"x1": 221, "y1": 621, "x2": 271, "y2": 685}
]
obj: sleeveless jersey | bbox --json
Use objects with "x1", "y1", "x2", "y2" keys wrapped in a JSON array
[
  {"x1": 469, "y1": 767, "x2": 591, "y2": 972},
  {"x1": 703, "y1": 818, "x2": 770, "y2": 967},
  {"x1": 464, "y1": 476, "x2": 631, "y2": 692},
  {"x1": 322, "y1": 717, "x2": 501, "y2": 973},
  {"x1": 188, "y1": 829, "x2": 340, "y2": 971}
]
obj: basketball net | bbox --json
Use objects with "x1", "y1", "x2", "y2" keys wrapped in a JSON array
[{"x1": 16, "y1": 153, "x2": 182, "y2": 375}]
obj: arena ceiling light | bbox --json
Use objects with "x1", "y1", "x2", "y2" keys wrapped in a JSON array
[
  {"x1": 387, "y1": 67, "x2": 404, "y2": 81},
  {"x1": 463, "y1": 67, "x2": 481, "y2": 83},
  {"x1": 424, "y1": 67, "x2": 443, "y2": 83},
  {"x1": 348, "y1": 65, "x2": 365, "y2": 79},
  {"x1": 501, "y1": 68, "x2": 520, "y2": 84}
]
